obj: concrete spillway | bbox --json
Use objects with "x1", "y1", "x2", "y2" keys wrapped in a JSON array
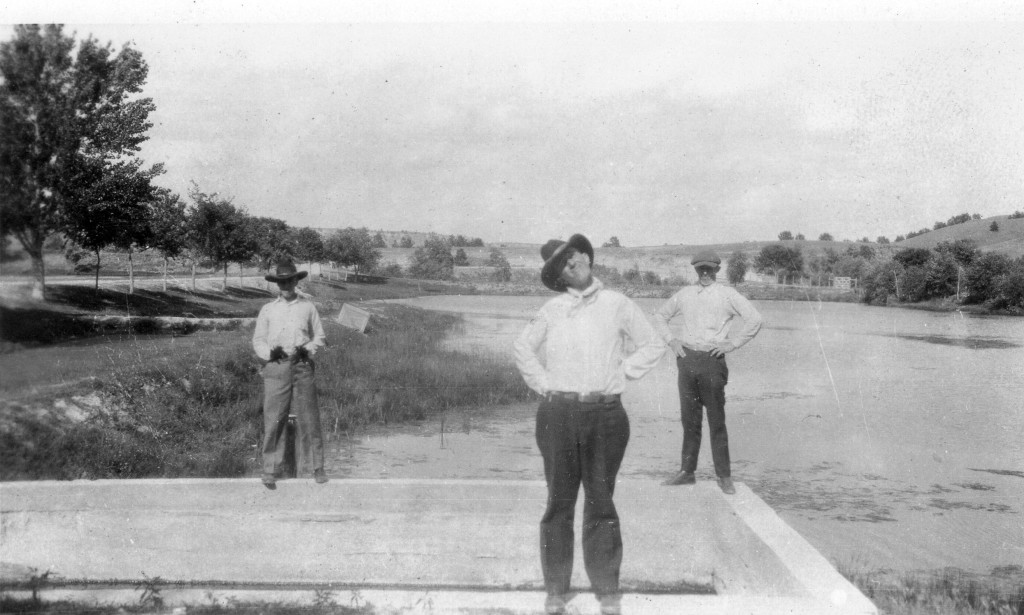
[{"x1": 0, "y1": 478, "x2": 876, "y2": 614}]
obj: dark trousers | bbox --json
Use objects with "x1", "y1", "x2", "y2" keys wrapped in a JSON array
[
  {"x1": 676, "y1": 352, "x2": 730, "y2": 478},
  {"x1": 261, "y1": 360, "x2": 324, "y2": 476},
  {"x1": 535, "y1": 398, "x2": 630, "y2": 598}
]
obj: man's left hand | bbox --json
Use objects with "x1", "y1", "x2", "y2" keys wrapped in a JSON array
[{"x1": 709, "y1": 342, "x2": 734, "y2": 358}]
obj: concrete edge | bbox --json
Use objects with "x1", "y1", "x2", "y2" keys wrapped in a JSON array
[
  {"x1": 0, "y1": 588, "x2": 842, "y2": 615},
  {"x1": 726, "y1": 483, "x2": 878, "y2": 614},
  {"x1": 0, "y1": 477, "x2": 550, "y2": 493}
]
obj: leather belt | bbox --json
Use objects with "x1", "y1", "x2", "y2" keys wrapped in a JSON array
[{"x1": 546, "y1": 391, "x2": 620, "y2": 404}]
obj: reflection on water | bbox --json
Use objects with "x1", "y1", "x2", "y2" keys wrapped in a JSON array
[{"x1": 341, "y1": 296, "x2": 1024, "y2": 578}]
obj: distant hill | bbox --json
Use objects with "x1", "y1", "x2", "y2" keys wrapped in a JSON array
[
  {"x1": 367, "y1": 214, "x2": 1022, "y2": 285},
  {"x1": 891, "y1": 215, "x2": 1024, "y2": 257}
]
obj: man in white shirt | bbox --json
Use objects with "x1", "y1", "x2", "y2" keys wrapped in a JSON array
[
  {"x1": 652, "y1": 251, "x2": 762, "y2": 495},
  {"x1": 252, "y1": 260, "x2": 327, "y2": 490},
  {"x1": 514, "y1": 234, "x2": 665, "y2": 615}
]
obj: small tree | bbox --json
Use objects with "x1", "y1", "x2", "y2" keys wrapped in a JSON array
[
  {"x1": 877, "y1": 236, "x2": 890, "y2": 244},
  {"x1": 603, "y1": 236, "x2": 622, "y2": 248},
  {"x1": 147, "y1": 190, "x2": 189, "y2": 291},
  {"x1": 408, "y1": 234, "x2": 454, "y2": 280},
  {"x1": 778, "y1": 231, "x2": 794, "y2": 241},
  {"x1": 487, "y1": 247, "x2": 512, "y2": 282},
  {"x1": 454, "y1": 248, "x2": 470, "y2": 266},
  {"x1": 794, "y1": 233, "x2": 806, "y2": 241},
  {"x1": 818, "y1": 233, "x2": 834, "y2": 241},
  {"x1": 726, "y1": 251, "x2": 749, "y2": 284},
  {"x1": 398, "y1": 235, "x2": 414, "y2": 248},
  {"x1": 990, "y1": 221, "x2": 1000, "y2": 232},
  {"x1": 371, "y1": 232, "x2": 387, "y2": 248}
]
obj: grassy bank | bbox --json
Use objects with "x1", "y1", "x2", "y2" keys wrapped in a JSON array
[
  {"x1": 838, "y1": 564, "x2": 1024, "y2": 615},
  {"x1": 0, "y1": 300, "x2": 531, "y2": 480}
]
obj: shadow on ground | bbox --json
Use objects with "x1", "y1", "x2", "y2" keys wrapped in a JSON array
[{"x1": 0, "y1": 286, "x2": 274, "y2": 347}]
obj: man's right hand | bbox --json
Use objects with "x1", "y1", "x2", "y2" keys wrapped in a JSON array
[
  {"x1": 269, "y1": 346, "x2": 287, "y2": 362},
  {"x1": 669, "y1": 340, "x2": 687, "y2": 358}
]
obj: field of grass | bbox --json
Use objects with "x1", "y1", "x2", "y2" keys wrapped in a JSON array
[{"x1": 0, "y1": 279, "x2": 530, "y2": 481}]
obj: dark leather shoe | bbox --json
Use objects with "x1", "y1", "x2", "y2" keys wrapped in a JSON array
[
  {"x1": 314, "y1": 469, "x2": 329, "y2": 484},
  {"x1": 662, "y1": 471, "x2": 696, "y2": 486},
  {"x1": 718, "y1": 477, "x2": 736, "y2": 495},
  {"x1": 261, "y1": 475, "x2": 277, "y2": 490}
]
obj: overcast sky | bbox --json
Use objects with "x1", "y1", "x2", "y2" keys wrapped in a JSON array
[{"x1": 3, "y1": 2, "x2": 1024, "y2": 246}]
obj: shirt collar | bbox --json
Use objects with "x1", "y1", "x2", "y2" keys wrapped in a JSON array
[
  {"x1": 696, "y1": 281, "x2": 718, "y2": 294},
  {"x1": 566, "y1": 277, "x2": 603, "y2": 300}
]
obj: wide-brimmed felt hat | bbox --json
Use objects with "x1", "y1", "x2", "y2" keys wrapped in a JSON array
[
  {"x1": 540, "y1": 234, "x2": 594, "y2": 292},
  {"x1": 265, "y1": 260, "x2": 309, "y2": 283},
  {"x1": 691, "y1": 250, "x2": 722, "y2": 269}
]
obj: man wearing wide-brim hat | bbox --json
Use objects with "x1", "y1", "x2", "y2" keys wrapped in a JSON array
[
  {"x1": 252, "y1": 259, "x2": 328, "y2": 489},
  {"x1": 513, "y1": 233, "x2": 665, "y2": 615},
  {"x1": 652, "y1": 250, "x2": 762, "y2": 495}
]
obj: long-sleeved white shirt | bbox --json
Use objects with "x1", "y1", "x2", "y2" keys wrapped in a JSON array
[
  {"x1": 513, "y1": 279, "x2": 666, "y2": 396},
  {"x1": 252, "y1": 295, "x2": 326, "y2": 362},
  {"x1": 651, "y1": 282, "x2": 762, "y2": 352}
]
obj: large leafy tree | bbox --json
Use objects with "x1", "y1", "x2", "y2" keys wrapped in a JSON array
[
  {"x1": 246, "y1": 216, "x2": 292, "y2": 272},
  {"x1": 61, "y1": 159, "x2": 156, "y2": 291},
  {"x1": 0, "y1": 24, "x2": 162, "y2": 299},
  {"x1": 324, "y1": 227, "x2": 380, "y2": 274},
  {"x1": 186, "y1": 185, "x2": 253, "y2": 289},
  {"x1": 753, "y1": 244, "x2": 804, "y2": 284},
  {"x1": 291, "y1": 227, "x2": 325, "y2": 265}
]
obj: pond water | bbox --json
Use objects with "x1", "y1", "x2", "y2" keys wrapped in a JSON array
[{"x1": 328, "y1": 295, "x2": 1024, "y2": 578}]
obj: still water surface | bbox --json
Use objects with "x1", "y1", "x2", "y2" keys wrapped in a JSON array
[{"x1": 329, "y1": 296, "x2": 1024, "y2": 576}]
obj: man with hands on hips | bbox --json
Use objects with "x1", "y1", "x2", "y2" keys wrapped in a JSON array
[{"x1": 652, "y1": 251, "x2": 762, "y2": 495}]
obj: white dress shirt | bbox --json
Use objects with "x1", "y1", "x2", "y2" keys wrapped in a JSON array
[
  {"x1": 252, "y1": 295, "x2": 326, "y2": 361},
  {"x1": 513, "y1": 278, "x2": 666, "y2": 396},
  {"x1": 652, "y1": 282, "x2": 762, "y2": 352}
]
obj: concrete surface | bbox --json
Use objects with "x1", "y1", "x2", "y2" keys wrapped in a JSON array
[{"x1": 0, "y1": 478, "x2": 876, "y2": 614}]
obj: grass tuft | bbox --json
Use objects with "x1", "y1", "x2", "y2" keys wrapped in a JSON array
[{"x1": 837, "y1": 560, "x2": 1024, "y2": 615}]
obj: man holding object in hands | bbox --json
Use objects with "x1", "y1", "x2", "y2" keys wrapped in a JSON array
[
  {"x1": 253, "y1": 259, "x2": 328, "y2": 490},
  {"x1": 652, "y1": 251, "x2": 762, "y2": 495}
]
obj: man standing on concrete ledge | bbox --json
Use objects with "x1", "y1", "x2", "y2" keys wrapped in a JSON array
[
  {"x1": 653, "y1": 250, "x2": 762, "y2": 495},
  {"x1": 514, "y1": 233, "x2": 665, "y2": 615},
  {"x1": 253, "y1": 260, "x2": 328, "y2": 490}
]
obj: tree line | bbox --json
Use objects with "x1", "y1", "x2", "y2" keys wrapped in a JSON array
[
  {"x1": 0, "y1": 25, "x2": 494, "y2": 297},
  {"x1": 729, "y1": 240, "x2": 1024, "y2": 310}
]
